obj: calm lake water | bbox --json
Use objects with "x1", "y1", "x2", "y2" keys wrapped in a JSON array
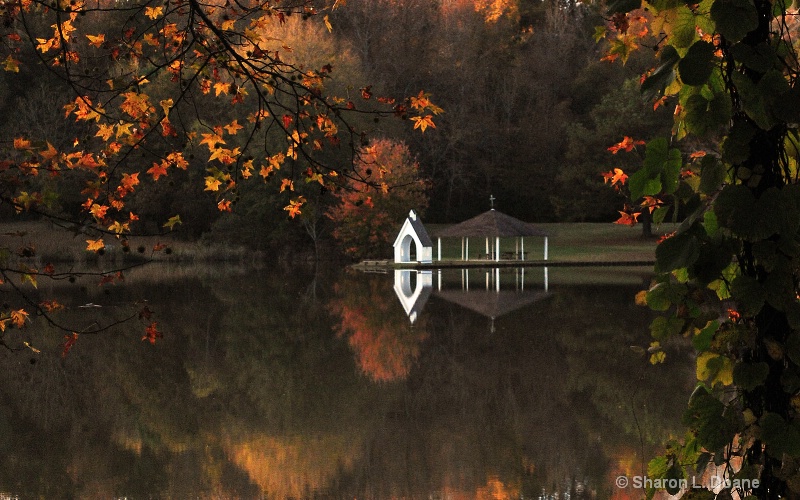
[{"x1": 0, "y1": 263, "x2": 695, "y2": 499}]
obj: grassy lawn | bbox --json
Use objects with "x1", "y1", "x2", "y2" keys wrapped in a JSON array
[
  {"x1": 2, "y1": 219, "x2": 678, "y2": 265},
  {"x1": 0, "y1": 220, "x2": 254, "y2": 264},
  {"x1": 426, "y1": 222, "x2": 678, "y2": 264}
]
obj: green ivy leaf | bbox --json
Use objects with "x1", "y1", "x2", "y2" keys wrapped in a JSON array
[
  {"x1": 684, "y1": 92, "x2": 731, "y2": 136},
  {"x1": 693, "y1": 320, "x2": 719, "y2": 351},
  {"x1": 733, "y1": 361, "x2": 770, "y2": 390},
  {"x1": 684, "y1": 390, "x2": 737, "y2": 451},
  {"x1": 730, "y1": 274, "x2": 766, "y2": 316},
  {"x1": 656, "y1": 231, "x2": 701, "y2": 272},
  {"x1": 653, "y1": 205, "x2": 671, "y2": 225},
  {"x1": 702, "y1": 211, "x2": 719, "y2": 236},
  {"x1": 730, "y1": 42, "x2": 778, "y2": 73},
  {"x1": 764, "y1": 270, "x2": 795, "y2": 310},
  {"x1": 679, "y1": 41, "x2": 717, "y2": 85},
  {"x1": 671, "y1": 5, "x2": 702, "y2": 48},
  {"x1": 732, "y1": 72, "x2": 776, "y2": 130},
  {"x1": 651, "y1": 315, "x2": 686, "y2": 340},
  {"x1": 715, "y1": 184, "x2": 766, "y2": 240},
  {"x1": 629, "y1": 169, "x2": 663, "y2": 201},
  {"x1": 710, "y1": 0, "x2": 759, "y2": 43},
  {"x1": 646, "y1": 280, "x2": 688, "y2": 310},
  {"x1": 642, "y1": 45, "x2": 680, "y2": 100},
  {"x1": 721, "y1": 120, "x2": 755, "y2": 165},
  {"x1": 699, "y1": 155, "x2": 726, "y2": 194},
  {"x1": 760, "y1": 412, "x2": 800, "y2": 456}
]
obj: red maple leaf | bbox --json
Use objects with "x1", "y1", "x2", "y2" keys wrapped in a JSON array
[
  {"x1": 142, "y1": 322, "x2": 163, "y2": 344},
  {"x1": 62, "y1": 333, "x2": 79, "y2": 358}
]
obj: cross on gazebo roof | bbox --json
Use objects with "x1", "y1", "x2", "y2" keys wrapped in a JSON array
[{"x1": 489, "y1": 194, "x2": 496, "y2": 210}]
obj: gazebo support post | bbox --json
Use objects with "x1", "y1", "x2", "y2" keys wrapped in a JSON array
[
  {"x1": 461, "y1": 238, "x2": 464, "y2": 260},
  {"x1": 544, "y1": 237, "x2": 549, "y2": 261},
  {"x1": 485, "y1": 238, "x2": 489, "y2": 259},
  {"x1": 466, "y1": 238, "x2": 470, "y2": 261},
  {"x1": 495, "y1": 236, "x2": 500, "y2": 261},
  {"x1": 521, "y1": 237, "x2": 525, "y2": 261},
  {"x1": 437, "y1": 238, "x2": 441, "y2": 261}
]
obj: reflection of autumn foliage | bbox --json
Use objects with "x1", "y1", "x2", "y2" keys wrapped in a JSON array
[
  {"x1": 327, "y1": 139, "x2": 429, "y2": 260},
  {"x1": 329, "y1": 276, "x2": 428, "y2": 382},
  {"x1": 222, "y1": 431, "x2": 363, "y2": 498}
]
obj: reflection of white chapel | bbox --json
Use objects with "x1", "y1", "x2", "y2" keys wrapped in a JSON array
[{"x1": 393, "y1": 269, "x2": 433, "y2": 323}]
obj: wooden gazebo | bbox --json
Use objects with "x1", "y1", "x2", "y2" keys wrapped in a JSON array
[{"x1": 433, "y1": 208, "x2": 548, "y2": 262}]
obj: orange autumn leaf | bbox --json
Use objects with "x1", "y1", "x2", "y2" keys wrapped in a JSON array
[
  {"x1": 214, "y1": 81, "x2": 231, "y2": 96},
  {"x1": 144, "y1": 6, "x2": 163, "y2": 19},
  {"x1": 108, "y1": 220, "x2": 130, "y2": 234},
  {"x1": 223, "y1": 120, "x2": 243, "y2": 135},
  {"x1": 120, "y1": 172, "x2": 140, "y2": 191},
  {"x1": 614, "y1": 210, "x2": 640, "y2": 226},
  {"x1": 166, "y1": 152, "x2": 189, "y2": 170},
  {"x1": 89, "y1": 203, "x2": 109, "y2": 220},
  {"x1": 86, "y1": 33, "x2": 105, "y2": 48},
  {"x1": 204, "y1": 177, "x2": 222, "y2": 191},
  {"x1": 200, "y1": 133, "x2": 224, "y2": 150},
  {"x1": 2, "y1": 55, "x2": 20, "y2": 72},
  {"x1": 119, "y1": 92, "x2": 151, "y2": 119},
  {"x1": 658, "y1": 231, "x2": 676, "y2": 243},
  {"x1": 641, "y1": 195, "x2": 663, "y2": 213},
  {"x1": 608, "y1": 136, "x2": 645, "y2": 154},
  {"x1": 40, "y1": 300, "x2": 64, "y2": 312},
  {"x1": 159, "y1": 98, "x2": 173, "y2": 115},
  {"x1": 284, "y1": 196, "x2": 306, "y2": 218},
  {"x1": 142, "y1": 322, "x2": 163, "y2": 344},
  {"x1": 40, "y1": 142, "x2": 58, "y2": 161},
  {"x1": 95, "y1": 123, "x2": 115, "y2": 141},
  {"x1": 13, "y1": 137, "x2": 31, "y2": 149},
  {"x1": 86, "y1": 238, "x2": 105, "y2": 251},
  {"x1": 217, "y1": 199, "x2": 232, "y2": 211},
  {"x1": 77, "y1": 153, "x2": 104, "y2": 169},
  {"x1": 410, "y1": 115, "x2": 436, "y2": 132},
  {"x1": 10, "y1": 309, "x2": 29, "y2": 328},
  {"x1": 147, "y1": 162, "x2": 168, "y2": 180},
  {"x1": 602, "y1": 168, "x2": 628, "y2": 186}
]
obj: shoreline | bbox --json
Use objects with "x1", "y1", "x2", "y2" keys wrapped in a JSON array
[{"x1": 353, "y1": 259, "x2": 656, "y2": 271}]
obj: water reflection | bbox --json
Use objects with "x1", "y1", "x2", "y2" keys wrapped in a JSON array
[
  {"x1": 393, "y1": 268, "x2": 551, "y2": 332},
  {"x1": 0, "y1": 264, "x2": 693, "y2": 498}
]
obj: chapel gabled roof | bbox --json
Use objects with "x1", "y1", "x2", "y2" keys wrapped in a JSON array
[{"x1": 395, "y1": 209, "x2": 432, "y2": 247}]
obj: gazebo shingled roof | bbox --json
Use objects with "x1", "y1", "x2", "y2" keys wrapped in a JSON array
[{"x1": 433, "y1": 209, "x2": 547, "y2": 239}]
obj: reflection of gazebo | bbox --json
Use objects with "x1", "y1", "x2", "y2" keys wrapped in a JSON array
[
  {"x1": 433, "y1": 209, "x2": 548, "y2": 262},
  {"x1": 433, "y1": 288, "x2": 550, "y2": 320},
  {"x1": 392, "y1": 267, "x2": 551, "y2": 330}
]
